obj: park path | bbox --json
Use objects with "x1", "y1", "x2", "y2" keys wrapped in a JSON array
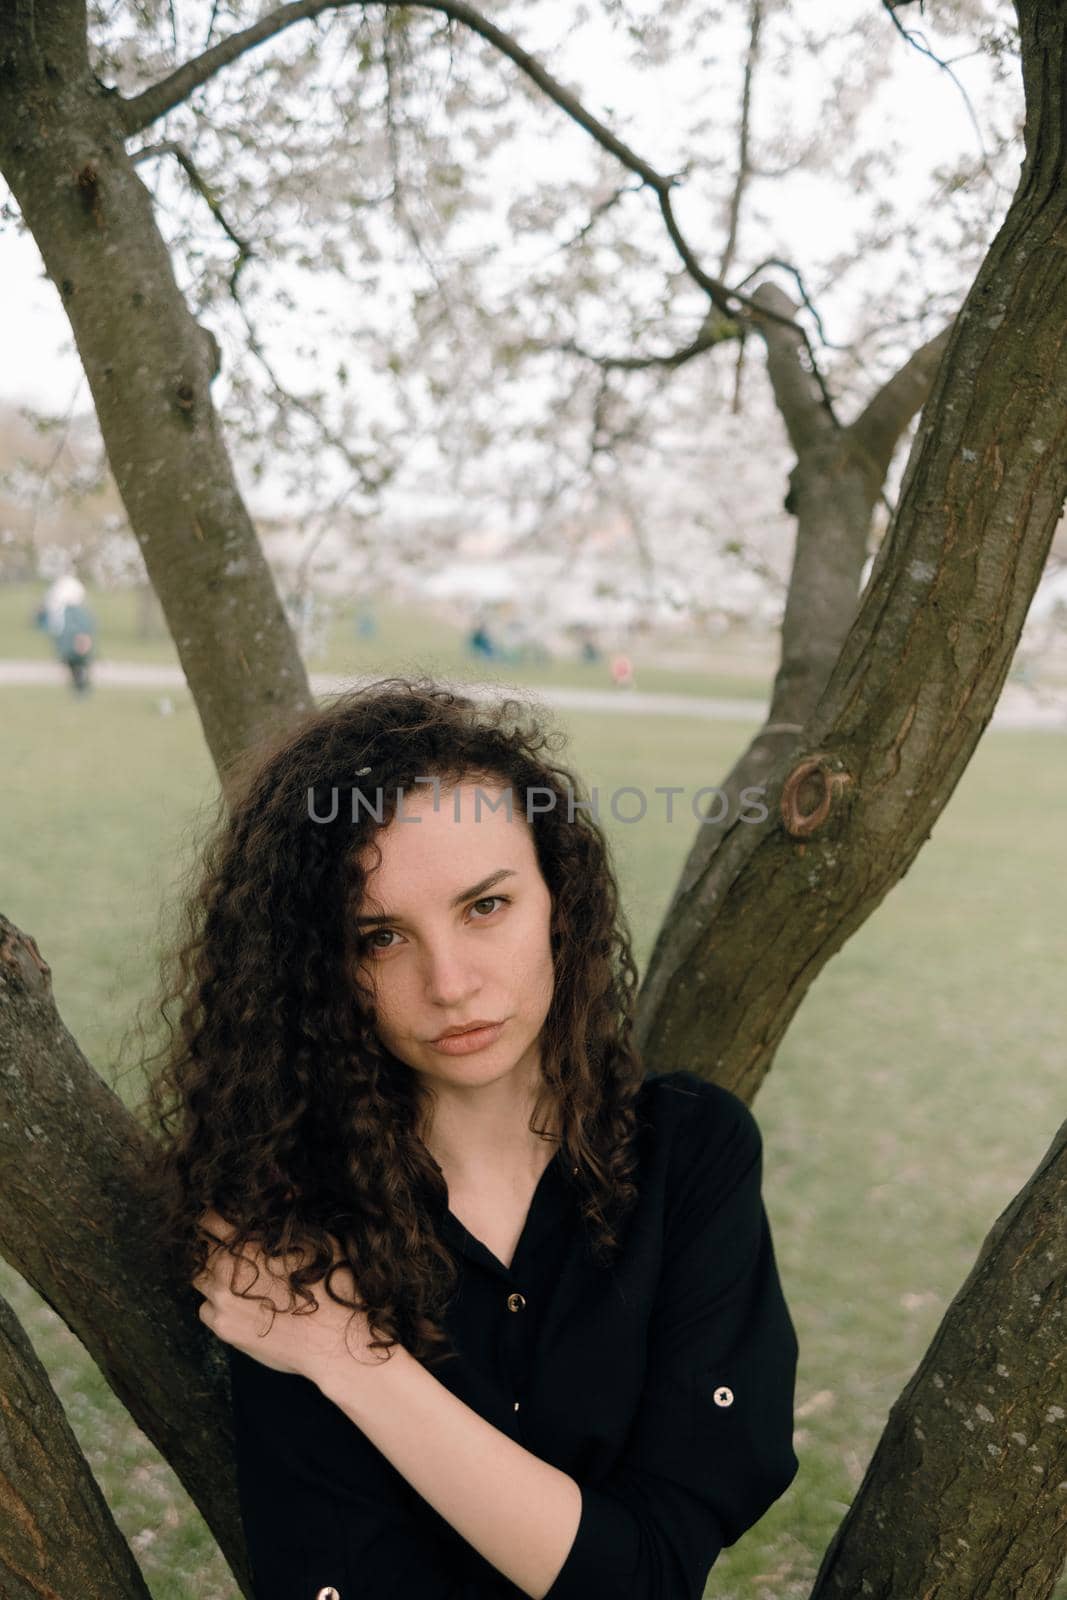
[{"x1": 1, "y1": 657, "x2": 1065, "y2": 730}]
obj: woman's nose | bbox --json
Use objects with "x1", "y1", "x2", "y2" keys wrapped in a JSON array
[{"x1": 420, "y1": 943, "x2": 481, "y2": 1004}]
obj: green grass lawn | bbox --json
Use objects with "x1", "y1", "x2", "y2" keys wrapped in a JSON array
[{"x1": 2, "y1": 677, "x2": 1065, "y2": 1599}]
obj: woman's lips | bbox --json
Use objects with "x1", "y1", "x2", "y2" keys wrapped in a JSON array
[{"x1": 429, "y1": 1020, "x2": 506, "y2": 1055}]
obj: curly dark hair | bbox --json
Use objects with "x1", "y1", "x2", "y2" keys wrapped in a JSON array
[{"x1": 131, "y1": 676, "x2": 647, "y2": 1372}]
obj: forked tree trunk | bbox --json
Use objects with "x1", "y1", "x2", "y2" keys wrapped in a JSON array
[
  {"x1": 643, "y1": 281, "x2": 953, "y2": 924},
  {"x1": 0, "y1": 0, "x2": 1065, "y2": 1596}
]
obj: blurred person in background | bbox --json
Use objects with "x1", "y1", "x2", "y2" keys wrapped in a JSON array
[
  {"x1": 34, "y1": 574, "x2": 98, "y2": 696},
  {"x1": 609, "y1": 652, "x2": 634, "y2": 691}
]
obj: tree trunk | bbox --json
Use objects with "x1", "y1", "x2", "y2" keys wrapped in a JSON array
[
  {"x1": 0, "y1": 1289, "x2": 154, "y2": 1599},
  {"x1": 0, "y1": 915, "x2": 253, "y2": 1596},
  {"x1": 635, "y1": 0, "x2": 1067, "y2": 1106},
  {"x1": 637, "y1": 285, "x2": 953, "y2": 984},
  {"x1": 811, "y1": 1117, "x2": 1067, "y2": 1600},
  {"x1": 0, "y1": 11, "x2": 312, "y2": 782},
  {"x1": 134, "y1": 578, "x2": 166, "y2": 639}
]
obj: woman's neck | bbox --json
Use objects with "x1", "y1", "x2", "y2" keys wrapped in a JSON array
[{"x1": 419, "y1": 1082, "x2": 560, "y2": 1192}]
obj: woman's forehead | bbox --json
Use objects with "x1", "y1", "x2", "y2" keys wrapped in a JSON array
[{"x1": 358, "y1": 791, "x2": 534, "y2": 878}]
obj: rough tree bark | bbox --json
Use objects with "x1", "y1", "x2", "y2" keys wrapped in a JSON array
[
  {"x1": 0, "y1": 917, "x2": 253, "y2": 1597},
  {"x1": 0, "y1": 3, "x2": 312, "y2": 781},
  {"x1": 812, "y1": 1116, "x2": 1067, "y2": 1599},
  {"x1": 0, "y1": 1291, "x2": 154, "y2": 1599},
  {"x1": 634, "y1": 282, "x2": 954, "y2": 961}
]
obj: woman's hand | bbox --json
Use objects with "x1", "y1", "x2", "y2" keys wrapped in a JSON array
[{"x1": 191, "y1": 1209, "x2": 388, "y2": 1386}]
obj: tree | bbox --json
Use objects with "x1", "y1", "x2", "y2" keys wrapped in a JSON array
[
  {"x1": 1, "y1": 1, "x2": 1065, "y2": 1596},
  {"x1": 4, "y1": 3, "x2": 1021, "y2": 642}
]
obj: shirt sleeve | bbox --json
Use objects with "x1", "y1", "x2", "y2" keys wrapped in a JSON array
[
  {"x1": 227, "y1": 1344, "x2": 518, "y2": 1600},
  {"x1": 543, "y1": 1078, "x2": 800, "y2": 1600}
]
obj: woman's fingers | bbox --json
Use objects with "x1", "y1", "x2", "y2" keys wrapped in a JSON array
[{"x1": 196, "y1": 1207, "x2": 235, "y2": 1245}]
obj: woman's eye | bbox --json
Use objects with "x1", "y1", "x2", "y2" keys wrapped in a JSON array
[
  {"x1": 360, "y1": 896, "x2": 509, "y2": 956},
  {"x1": 470, "y1": 894, "x2": 509, "y2": 919}
]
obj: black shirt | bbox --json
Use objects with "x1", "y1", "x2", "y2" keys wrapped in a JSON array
[{"x1": 228, "y1": 1069, "x2": 800, "y2": 1599}]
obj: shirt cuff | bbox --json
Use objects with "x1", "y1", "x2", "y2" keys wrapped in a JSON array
[
  {"x1": 541, "y1": 1485, "x2": 640, "y2": 1599},
  {"x1": 542, "y1": 1482, "x2": 726, "y2": 1600}
]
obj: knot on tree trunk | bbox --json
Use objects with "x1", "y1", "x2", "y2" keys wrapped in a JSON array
[
  {"x1": 0, "y1": 915, "x2": 53, "y2": 999},
  {"x1": 76, "y1": 163, "x2": 103, "y2": 227},
  {"x1": 779, "y1": 754, "x2": 853, "y2": 839}
]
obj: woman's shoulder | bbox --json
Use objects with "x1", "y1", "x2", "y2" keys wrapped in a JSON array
[
  {"x1": 641, "y1": 1068, "x2": 758, "y2": 1132},
  {"x1": 639, "y1": 1069, "x2": 762, "y2": 1174}
]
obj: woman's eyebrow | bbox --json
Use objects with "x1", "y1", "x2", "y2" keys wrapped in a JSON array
[{"x1": 355, "y1": 868, "x2": 519, "y2": 927}]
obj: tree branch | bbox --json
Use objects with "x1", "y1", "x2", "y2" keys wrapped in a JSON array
[
  {"x1": 847, "y1": 320, "x2": 955, "y2": 487},
  {"x1": 228, "y1": 275, "x2": 396, "y2": 500},
  {"x1": 538, "y1": 315, "x2": 741, "y2": 373},
  {"x1": 879, "y1": 0, "x2": 999, "y2": 185},
  {"x1": 380, "y1": 16, "x2": 466, "y2": 345},
  {"x1": 641, "y1": 298, "x2": 961, "y2": 954},
  {"x1": 719, "y1": 0, "x2": 763, "y2": 282},
  {"x1": 131, "y1": 139, "x2": 254, "y2": 295},
  {"x1": 734, "y1": 256, "x2": 845, "y2": 351},
  {"x1": 749, "y1": 280, "x2": 834, "y2": 457},
  {"x1": 115, "y1": 0, "x2": 839, "y2": 414},
  {"x1": 550, "y1": 179, "x2": 644, "y2": 259}
]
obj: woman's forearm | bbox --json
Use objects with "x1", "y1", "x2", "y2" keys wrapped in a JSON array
[{"x1": 311, "y1": 1342, "x2": 582, "y2": 1600}]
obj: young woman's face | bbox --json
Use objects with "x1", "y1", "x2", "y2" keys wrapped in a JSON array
[{"x1": 352, "y1": 779, "x2": 556, "y2": 1098}]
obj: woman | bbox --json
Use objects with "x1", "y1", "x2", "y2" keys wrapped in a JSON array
[{"x1": 139, "y1": 677, "x2": 799, "y2": 1600}]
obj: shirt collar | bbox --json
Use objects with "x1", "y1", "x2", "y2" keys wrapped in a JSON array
[{"x1": 432, "y1": 1145, "x2": 575, "y2": 1279}]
